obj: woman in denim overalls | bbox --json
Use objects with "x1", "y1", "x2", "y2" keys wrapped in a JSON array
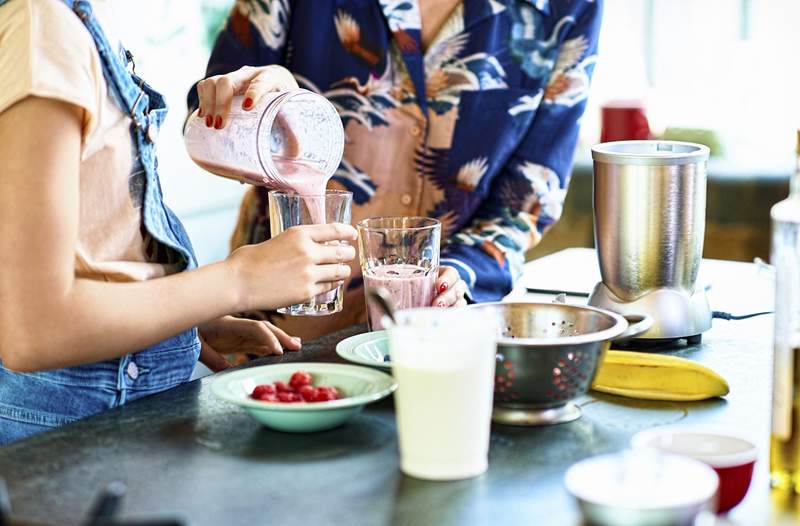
[{"x1": 0, "y1": 0, "x2": 357, "y2": 444}]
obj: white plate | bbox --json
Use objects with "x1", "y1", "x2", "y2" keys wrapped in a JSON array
[{"x1": 335, "y1": 331, "x2": 391, "y2": 370}]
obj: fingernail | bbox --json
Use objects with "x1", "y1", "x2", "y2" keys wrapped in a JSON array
[
  {"x1": 243, "y1": 97, "x2": 254, "y2": 109},
  {"x1": 438, "y1": 282, "x2": 448, "y2": 294},
  {"x1": 205, "y1": 115, "x2": 213, "y2": 127},
  {"x1": 197, "y1": 107, "x2": 204, "y2": 117},
  {"x1": 293, "y1": 337, "x2": 302, "y2": 345},
  {"x1": 438, "y1": 301, "x2": 446, "y2": 308},
  {"x1": 214, "y1": 116, "x2": 222, "y2": 129}
]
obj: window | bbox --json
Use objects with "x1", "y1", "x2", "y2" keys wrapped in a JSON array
[
  {"x1": 582, "y1": 0, "x2": 799, "y2": 173},
  {"x1": 111, "y1": 0, "x2": 240, "y2": 218},
  {"x1": 108, "y1": 1, "x2": 239, "y2": 264}
]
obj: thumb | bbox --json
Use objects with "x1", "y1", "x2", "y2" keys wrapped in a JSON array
[{"x1": 199, "y1": 341, "x2": 232, "y2": 373}]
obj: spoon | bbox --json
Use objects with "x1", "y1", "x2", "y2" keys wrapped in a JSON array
[
  {"x1": 366, "y1": 288, "x2": 397, "y2": 363},
  {"x1": 367, "y1": 287, "x2": 397, "y2": 327}
]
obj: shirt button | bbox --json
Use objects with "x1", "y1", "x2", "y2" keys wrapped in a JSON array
[
  {"x1": 401, "y1": 194, "x2": 413, "y2": 206},
  {"x1": 409, "y1": 125, "x2": 422, "y2": 137},
  {"x1": 126, "y1": 362, "x2": 139, "y2": 380}
]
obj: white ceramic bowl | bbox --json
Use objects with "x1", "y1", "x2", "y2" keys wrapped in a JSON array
[{"x1": 565, "y1": 450, "x2": 719, "y2": 526}]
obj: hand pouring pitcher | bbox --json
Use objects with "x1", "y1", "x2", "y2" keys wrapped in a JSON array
[{"x1": 588, "y1": 141, "x2": 712, "y2": 343}]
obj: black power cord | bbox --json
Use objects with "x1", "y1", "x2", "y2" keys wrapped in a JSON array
[{"x1": 712, "y1": 310, "x2": 774, "y2": 321}]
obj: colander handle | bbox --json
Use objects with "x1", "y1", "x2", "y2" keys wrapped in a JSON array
[{"x1": 614, "y1": 314, "x2": 654, "y2": 342}]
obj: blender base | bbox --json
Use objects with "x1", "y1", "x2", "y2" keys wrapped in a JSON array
[
  {"x1": 588, "y1": 282, "x2": 712, "y2": 341},
  {"x1": 492, "y1": 403, "x2": 581, "y2": 426},
  {"x1": 613, "y1": 334, "x2": 703, "y2": 350}
]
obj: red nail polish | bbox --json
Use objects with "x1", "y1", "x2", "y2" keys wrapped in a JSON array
[
  {"x1": 439, "y1": 282, "x2": 448, "y2": 294},
  {"x1": 243, "y1": 97, "x2": 254, "y2": 109},
  {"x1": 214, "y1": 116, "x2": 222, "y2": 129},
  {"x1": 197, "y1": 107, "x2": 204, "y2": 117},
  {"x1": 205, "y1": 115, "x2": 213, "y2": 127}
]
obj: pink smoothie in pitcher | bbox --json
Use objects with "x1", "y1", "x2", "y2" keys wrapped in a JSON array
[
  {"x1": 364, "y1": 264, "x2": 436, "y2": 330},
  {"x1": 194, "y1": 158, "x2": 328, "y2": 194},
  {"x1": 195, "y1": 158, "x2": 330, "y2": 223}
]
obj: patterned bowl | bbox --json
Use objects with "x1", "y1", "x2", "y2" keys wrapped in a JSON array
[{"x1": 468, "y1": 302, "x2": 646, "y2": 426}]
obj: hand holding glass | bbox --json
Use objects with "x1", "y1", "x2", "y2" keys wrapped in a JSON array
[
  {"x1": 269, "y1": 190, "x2": 353, "y2": 315},
  {"x1": 357, "y1": 217, "x2": 441, "y2": 330}
]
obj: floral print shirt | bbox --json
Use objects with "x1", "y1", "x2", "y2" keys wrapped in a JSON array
[{"x1": 191, "y1": 0, "x2": 601, "y2": 337}]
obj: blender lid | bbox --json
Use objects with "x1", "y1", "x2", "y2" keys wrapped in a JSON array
[{"x1": 592, "y1": 140, "x2": 710, "y2": 166}]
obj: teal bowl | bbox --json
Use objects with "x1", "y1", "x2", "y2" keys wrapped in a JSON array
[
  {"x1": 335, "y1": 331, "x2": 391, "y2": 370},
  {"x1": 211, "y1": 362, "x2": 397, "y2": 432}
]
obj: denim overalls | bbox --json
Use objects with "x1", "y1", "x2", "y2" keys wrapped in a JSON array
[{"x1": 0, "y1": 0, "x2": 201, "y2": 444}]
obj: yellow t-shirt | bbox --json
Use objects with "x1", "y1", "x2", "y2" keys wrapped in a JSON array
[{"x1": 0, "y1": 0, "x2": 171, "y2": 282}]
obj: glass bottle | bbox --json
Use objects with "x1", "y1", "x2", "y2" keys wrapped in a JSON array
[{"x1": 770, "y1": 130, "x2": 800, "y2": 493}]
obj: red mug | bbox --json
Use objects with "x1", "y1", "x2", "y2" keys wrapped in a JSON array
[{"x1": 600, "y1": 100, "x2": 651, "y2": 142}]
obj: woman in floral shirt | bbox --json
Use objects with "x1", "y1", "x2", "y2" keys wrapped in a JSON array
[{"x1": 190, "y1": 0, "x2": 602, "y2": 340}]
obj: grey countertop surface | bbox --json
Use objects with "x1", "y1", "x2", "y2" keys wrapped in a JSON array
[{"x1": 0, "y1": 254, "x2": 797, "y2": 526}]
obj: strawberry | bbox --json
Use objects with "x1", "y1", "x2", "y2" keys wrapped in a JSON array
[
  {"x1": 275, "y1": 381, "x2": 294, "y2": 393},
  {"x1": 299, "y1": 385, "x2": 318, "y2": 402},
  {"x1": 289, "y1": 371, "x2": 313, "y2": 391},
  {"x1": 314, "y1": 387, "x2": 339, "y2": 402},
  {"x1": 251, "y1": 384, "x2": 276, "y2": 399}
]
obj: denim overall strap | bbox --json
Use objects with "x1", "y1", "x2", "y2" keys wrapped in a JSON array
[
  {"x1": 69, "y1": 0, "x2": 197, "y2": 269},
  {"x1": 66, "y1": 0, "x2": 201, "y2": 371},
  {"x1": 0, "y1": 0, "x2": 201, "y2": 445}
]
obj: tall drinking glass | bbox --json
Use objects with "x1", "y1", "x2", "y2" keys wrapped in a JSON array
[
  {"x1": 389, "y1": 307, "x2": 499, "y2": 480},
  {"x1": 268, "y1": 190, "x2": 353, "y2": 315},
  {"x1": 357, "y1": 217, "x2": 441, "y2": 331}
]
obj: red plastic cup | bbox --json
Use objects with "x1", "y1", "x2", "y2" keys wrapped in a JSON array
[
  {"x1": 631, "y1": 426, "x2": 757, "y2": 514},
  {"x1": 600, "y1": 100, "x2": 651, "y2": 143}
]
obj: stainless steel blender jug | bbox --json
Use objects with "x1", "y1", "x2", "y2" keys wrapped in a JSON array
[{"x1": 588, "y1": 140, "x2": 712, "y2": 343}]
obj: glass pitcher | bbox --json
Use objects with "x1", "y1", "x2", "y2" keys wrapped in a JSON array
[{"x1": 184, "y1": 90, "x2": 344, "y2": 192}]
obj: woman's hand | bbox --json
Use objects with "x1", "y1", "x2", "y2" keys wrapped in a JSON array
[
  {"x1": 198, "y1": 315, "x2": 302, "y2": 372},
  {"x1": 227, "y1": 223, "x2": 357, "y2": 313},
  {"x1": 432, "y1": 266, "x2": 468, "y2": 308},
  {"x1": 196, "y1": 65, "x2": 298, "y2": 129}
]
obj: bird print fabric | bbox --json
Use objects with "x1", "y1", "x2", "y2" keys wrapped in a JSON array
[{"x1": 191, "y1": 0, "x2": 601, "y2": 319}]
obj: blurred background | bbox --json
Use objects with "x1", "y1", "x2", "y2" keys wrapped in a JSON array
[{"x1": 113, "y1": 0, "x2": 800, "y2": 267}]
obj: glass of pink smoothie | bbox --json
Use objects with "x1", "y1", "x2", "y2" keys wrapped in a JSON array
[
  {"x1": 357, "y1": 217, "x2": 441, "y2": 331},
  {"x1": 269, "y1": 190, "x2": 353, "y2": 316}
]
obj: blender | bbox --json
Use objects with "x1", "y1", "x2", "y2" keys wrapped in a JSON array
[{"x1": 588, "y1": 141, "x2": 712, "y2": 344}]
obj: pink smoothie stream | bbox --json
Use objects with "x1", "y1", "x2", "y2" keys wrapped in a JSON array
[
  {"x1": 195, "y1": 156, "x2": 337, "y2": 307},
  {"x1": 364, "y1": 264, "x2": 437, "y2": 330},
  {"x1": 194, "y1": 158, "x2": 331, "y2": 227}
]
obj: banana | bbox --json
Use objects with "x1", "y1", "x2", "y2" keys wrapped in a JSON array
[{"x1": 591, "y1": 350, "x2": 730, "y2": 401}]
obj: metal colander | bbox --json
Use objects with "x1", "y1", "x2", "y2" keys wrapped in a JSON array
[{"x1": 469, "y1": 302, "x2": 644, "y2": 426}]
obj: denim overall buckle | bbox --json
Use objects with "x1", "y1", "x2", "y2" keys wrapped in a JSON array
[{"x1": 130, "y1": 89, "x2": 156, "y2": 143}]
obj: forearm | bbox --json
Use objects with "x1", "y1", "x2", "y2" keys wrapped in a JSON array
[
  {"x1": 444, "y1": 0, "x2": 602, "y2": 303},
  {"x1": 1, "y1": 261, "x2": 242, "y2": 372},
  {"x1": 1, "y1": 73, "x2": 355, "y2": 373}
]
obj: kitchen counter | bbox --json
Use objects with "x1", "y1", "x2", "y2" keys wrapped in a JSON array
[{"x1": 1, "y1": 250, "x2": 797, "y2": 526}]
